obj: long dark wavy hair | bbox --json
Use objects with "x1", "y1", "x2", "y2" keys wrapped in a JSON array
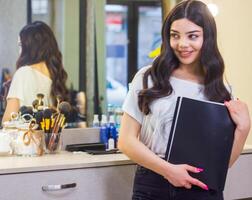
[
  {"x1": 16, "y1": 21, "x2": 69, "y2": 106},
  {"x1": 138, "y1": 0, "x2": 231, "y2": 115}
]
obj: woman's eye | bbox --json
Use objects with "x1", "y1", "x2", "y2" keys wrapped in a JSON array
[
  {"x1": 170, "y1": 33, "x2": 179, "y2": 39},
  {"x1": 189, "y1": 34, "x2": 198, "y2": 40}
]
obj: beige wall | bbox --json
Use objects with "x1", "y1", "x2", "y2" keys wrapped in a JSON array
[{"x1": 201, "y1": 0, "x2": 252, "y2": 144}]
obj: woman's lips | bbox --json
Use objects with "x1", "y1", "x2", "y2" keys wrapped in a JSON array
[{"x1": 178, "y1": 51, "x2": 193, "y2": 58}]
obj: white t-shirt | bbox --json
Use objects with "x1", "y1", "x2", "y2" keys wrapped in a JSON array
[
  {"x1": 7, "y1": 66, "x2": 52, "y2": 107},
  {"x1": 122, "y1": 66, "x2": 207, "y2": 157}
]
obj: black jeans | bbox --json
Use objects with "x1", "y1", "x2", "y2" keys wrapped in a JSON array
[{"x1": 132, "y1": 166, "x2": 224, "y2": 200}]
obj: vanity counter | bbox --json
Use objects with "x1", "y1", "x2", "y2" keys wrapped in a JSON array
[
  {"x1": 0, "y1": 145, "x2": 251, "y2": 200},
  {"x1": 0, "y1": 151, "x2": 134, "y2": 175},
  {"x1": 0, "y1": 151, "x2": 136, "y2": 200},
  {"x1": 0, "y1": 144, "x2": 251, "y2": 175}
]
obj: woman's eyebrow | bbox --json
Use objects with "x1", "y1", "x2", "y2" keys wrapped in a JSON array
[
  {"x1": 170, "y1": 29, "x2": 179, "y2": 33},
  {"x1": 170, "y1": 30, "x2": 202, "y2": 34},
  {"x1": 186, "y1": 30, "x2": 202, "y2": 34}
]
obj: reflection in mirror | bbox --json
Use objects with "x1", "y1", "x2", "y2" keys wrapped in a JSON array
[
  {"x1": 29, "y1": 0, "x2": 85, "y2": 128},
  {"x1": 0, "y1": 0, "x2": 85, "y2": 127},
  {"x1": 30, "y1": 0, "x2": 79, "y2": 91},
  {"x1": 105, "y1": 2, "x2": 162, "y2": 108},
  {"x1": 105, "y1": 5, "x2": 128, "y2": 106}
]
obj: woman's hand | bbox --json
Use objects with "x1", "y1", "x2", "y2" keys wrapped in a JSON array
[
  {"x1": 163, "y1": 163, "x2": 208, "y2": 190},
  {"x1": 2, "y1": 98, "x2": 20, "y2": 123},
  {"x1": 225, "y1": 99, "x2": 251, "y2": 166},
  {"x1": 224, "y1": 100, "x2": 251, "y2": 134}
]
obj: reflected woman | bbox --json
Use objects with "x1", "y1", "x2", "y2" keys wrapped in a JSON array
[{"x1": 2, "y1": 21, "x2": 69, "y2": 122}]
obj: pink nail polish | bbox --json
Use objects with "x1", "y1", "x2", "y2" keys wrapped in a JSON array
[
  {"x1": 203, "y1": 185, "x2": 209, "y2": 191},
  {"x1": 196, "y1": 168, "x2": 204, "y2": 172}
]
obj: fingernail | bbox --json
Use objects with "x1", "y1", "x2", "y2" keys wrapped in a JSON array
[
  {"x1": 196, "y1": 168, "x2": 204, "y2": 172},
  {"x1": 203, "y1": 185, "x2": 209, "y2": 191}
]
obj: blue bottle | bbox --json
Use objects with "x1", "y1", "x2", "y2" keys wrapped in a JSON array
[
  {"x1": 100, "y1": 114, "x2": 108, "y2": 148},
  {"x1": 110, "y1": 125, "x2": 118, "y2": 148}
]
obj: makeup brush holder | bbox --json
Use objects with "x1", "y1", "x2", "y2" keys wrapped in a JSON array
[
  {"x1": 44, "y1": 132, "x2": 62, "y2": 154},
  {"x1": 14, "y1": 130, "x2": 45, "y2": 156}
]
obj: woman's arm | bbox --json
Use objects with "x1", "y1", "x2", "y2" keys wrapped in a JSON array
[
  {"x1": 2, "y1": 98, "x2": 20, "y2": 123},
  {"x1": 225, "y1": 100, "x2": 251, "y2": 167},
  {"x1": 118, "y1": 112, "x2": 208, "y2": 190}
]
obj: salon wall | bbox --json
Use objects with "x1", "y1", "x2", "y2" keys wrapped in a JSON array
[
  {"x1": 209, "y1": 0, "x2": 252, "y2": 144},
  {"x1": 0, "y1": 0, "x2": 26, "y2": 75}
]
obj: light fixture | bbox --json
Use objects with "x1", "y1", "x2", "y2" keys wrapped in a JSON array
[{"x1": 207, "y1": 3, "x2": 219, "y2": 17}]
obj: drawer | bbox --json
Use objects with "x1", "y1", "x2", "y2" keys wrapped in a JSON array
[
  {"x1": 224, "y1": 154, "x2": 252, "y2": 200},
  {"x1": 0, "y1": 165, "x2": 136, "y2": 200}
]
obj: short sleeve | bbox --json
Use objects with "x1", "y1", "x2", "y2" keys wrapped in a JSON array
[
  {"x1": 122, "y1": 66, "x2": 150, "y2": 124},
  {"x1": 7, "y1": 68, "x2": 27, "y2": 102},
  {"x1": 6, "y1": 66, "x2": 52, "y2": 107}
]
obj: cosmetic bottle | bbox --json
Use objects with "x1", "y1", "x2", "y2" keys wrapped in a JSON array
[
  {"x1": 108, "y1": 115, "x2": 118, "y2": 149},
  {"x1": 92, "y1": 114, "x2": 100, "y2": 127},
  {"x1": 99, "y1": 114, "x2": 108, "y2": 148},
  {"x1": 108, "y1": 132, "x2": 115, "y2": 150}
]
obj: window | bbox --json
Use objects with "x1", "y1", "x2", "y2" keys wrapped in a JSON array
[
  {"x1": 32, "y1": 0, "x2": 48, "y2": 14},
  {"x1": 105, "y1": 1, "x2": 161, "y2": 107}
]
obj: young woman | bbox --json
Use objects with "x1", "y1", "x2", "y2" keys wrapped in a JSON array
[
  {"x1": 2, "y1": 21, "x2": 69, "y2": 122},
  {"x1": 118, "y1": 0, "x2": 250, "y2": 199}
]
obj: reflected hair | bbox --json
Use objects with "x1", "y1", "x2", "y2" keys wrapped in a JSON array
[
  {"x1": 138, "y1": 0, "x2": 231, "y2": 115},
  {"x1": 16, "y1": 21, "x2": 69, "y2": 106}
]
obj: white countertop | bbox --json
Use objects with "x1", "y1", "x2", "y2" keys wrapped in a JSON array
[
  {"x1": 242, "y1": 144, "x2": 252, "y2": 154},
  {"x1": 0, "y1": 145, "x2": 251, "y2": 175},
  {"x1": 0, "y1": 151, "x2": 134, "y2": 175}
]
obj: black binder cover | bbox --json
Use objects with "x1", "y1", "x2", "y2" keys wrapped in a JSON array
[{"x1": 165, "y1": 97, "x2": 235, "y2": 191}]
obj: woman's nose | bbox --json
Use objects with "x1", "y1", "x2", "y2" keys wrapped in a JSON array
[{"x1": 178, "y1": 38, "x2": 189, "y2": 48}]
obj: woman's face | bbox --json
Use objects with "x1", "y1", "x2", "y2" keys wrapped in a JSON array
[{"x1": 170, "y1": 18, "x2": 203, "y2": 66}]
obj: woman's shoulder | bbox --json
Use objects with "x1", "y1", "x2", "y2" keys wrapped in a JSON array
[
  {"x1": 14, "y1": 66, "x2": 33, "y2": 76},
  {"x1": 11, "y1": 66, "x2": 41, "y2": 87},
  {"x1": 136, "y1": 65, "x2": 151, "y2": 76},
  {"x1": 129, "y1": 65, "x2": 152, "y2": 90},
  {"x1": 132, "y1": 65, "x2": 151, "y2": 82}
]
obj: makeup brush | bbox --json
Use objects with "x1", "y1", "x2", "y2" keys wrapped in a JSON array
[
  {"x1": 37, "y1": 93, "x2": 44, "y2": 106},
  {"x1": 34, "y1": 110, "x2": 44, "y2": 130},
  {"x1": 43, "y1": 109, "x2": 54, "y2": 133},
  {"x1": 42, "y1": 108, "x2": 54, "y2": 149},
  {"x1": 32, "y1": 99, "x2": 39, "y2": 110},
  {"x1": 19, "y1": 106, "x2": 33, "y2": 115},
  {"x1": 58, "y1": 101, "x2": 71, "y2": 117}
]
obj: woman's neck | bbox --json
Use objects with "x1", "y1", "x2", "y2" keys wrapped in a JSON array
[
  {"x1": 30, "y1": 62, "x2": 51, "y2": 78},
  {"x1": 172, "y1": 63, "x2": 205, "y2": 84}
]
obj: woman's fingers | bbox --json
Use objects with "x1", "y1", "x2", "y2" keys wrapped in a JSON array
[
  {"x1": 224, "y1": 100, "x2": 251, "y2": 133},
  {"x1": 188, "y1": 177, "x2": 209, "y2": 190},
  {"x1": 183, "y1": 164, "x2": 208, "y2": 190},
  {"x1": 184, "y1": 182, "x2": 192, "y2": 189},
  {"x1": 184, "y1": 164, "x2": 204, "y2": 173},
  {"x1": 165, "y1": 164, "x2": 208, "y2": 190}
]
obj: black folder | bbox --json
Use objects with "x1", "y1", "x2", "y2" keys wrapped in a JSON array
[{"x1": 165, "y1": 97, "x2": 235, "y2": 191}]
